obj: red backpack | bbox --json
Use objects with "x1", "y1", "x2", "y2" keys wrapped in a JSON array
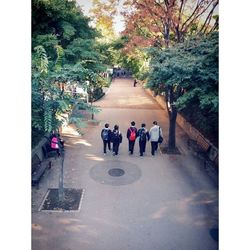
[{"x1": 129, "y1": 128, "x2": 136, "y2": 141}]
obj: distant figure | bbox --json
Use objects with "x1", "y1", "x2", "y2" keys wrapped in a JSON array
[
  {"x1": 149, "y1": 121, "x2": 163, "y2": 156},
  {"x1": 127, "y1": 121, "x2": 138, "y2": 155},
  {"x1": 111, "y1": 125, "x2": 123, "y2": 155},
  {"x1": 101, "y1": 123, "x2": 112, "y2": 155},
  {"x1": 137, "y1": 123, "x2": 150, "y2": 156},
  {"x1": 133, "y1": 79, "x2": 137, "y2": 87}
]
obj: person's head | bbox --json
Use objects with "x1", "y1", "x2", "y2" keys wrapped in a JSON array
[
  {"x1": 105, "y1": 123, "x2": 109, "y2": 128},
  {"x1": 131, "y1": 121, "x2": 135, "y2": 126},
  {"x1": 141, "y1": 123, "x2": 146, "y2": 128},
  {"x1": 153, "y1": 121, "x2": 158, "y2": 125},
  {"x1": 114, "y1": 124, "x2": 119, "y2": 130}
]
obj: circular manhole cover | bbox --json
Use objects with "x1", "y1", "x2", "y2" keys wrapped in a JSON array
[
  {"x1": 90, "y1": 160, "x2": 141, "y2": 186},
  {"x1": 108, "y1": 168, "x2": 125, "y2": 177}
]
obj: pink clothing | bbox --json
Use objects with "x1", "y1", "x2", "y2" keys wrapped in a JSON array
[{"x1": 51, "y1": 137, "x2": 59, "y2": 149}]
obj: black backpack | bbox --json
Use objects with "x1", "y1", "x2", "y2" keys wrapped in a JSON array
[
  {"x1": 139, "y1": 129, "x2": 147, "y2": 141},
  {"x1": 112, "y1": 130, "x2": 120, "y2": 142}
]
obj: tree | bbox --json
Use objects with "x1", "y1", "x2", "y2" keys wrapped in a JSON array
[
  {"x1": 147, "y1": 32, "x2": 218, "y2": 151},
  {"x1": 119, "y1": 0, "x2": 219, "y2": 152},
  {"x1": 121, "y1": 0, "x2": 218, "y2": 50},
  {"x1": 90, "y1": 0, "x2": 118, "y2": 42},
  {"x1": 32, "y1": 0, "x2": 114, "y2": 147}
]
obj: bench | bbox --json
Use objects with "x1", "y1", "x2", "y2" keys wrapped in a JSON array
[
  {"x1": 188, "y1": 135, "x2": 211, "y2": 155},
  {"x1": 32, "y1": 153, "x2": 51, "y2": 187},
  {"x1": 42, "y1": 141, "x2": 59, "y2": 159},
  {"x1": 32, "y1": 139, "x2": 59, "y2": 187},
  {"x1": 187, "y1": 135, "x2": 213, "y2": 167}
]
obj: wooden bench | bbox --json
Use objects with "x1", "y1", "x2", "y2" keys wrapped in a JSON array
[
  {"x1": 188, "y1": 135, "x2": 210, "y2": 155},
  {"x1": 42, "y1": 141, "x2": 59, "y2": 159},
  {"x1": 32, "y1": 153, "x2": 51, "y2": 187},
  {"x1": 32, "y1": 138, "x2": 59, "y2": 187},
  {"x1": 187, "y1": 135, "x2": 211, "y2": 160}
]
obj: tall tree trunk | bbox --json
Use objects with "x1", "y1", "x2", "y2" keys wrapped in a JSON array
[
  {"x1": 165, "y1": 86, "x2": 179, "y2": 153},
  {"x1": 168, "y1": 105, "x2": 177, "y2": 150}
]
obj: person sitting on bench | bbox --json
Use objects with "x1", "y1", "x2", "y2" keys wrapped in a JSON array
[{"x1": 50, "y1": 131, "x2": 64, "y2": 156}]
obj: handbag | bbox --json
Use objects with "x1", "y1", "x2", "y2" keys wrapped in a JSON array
[{"x1": 158, "y1": 127, "x2": 163, "y2": 143}]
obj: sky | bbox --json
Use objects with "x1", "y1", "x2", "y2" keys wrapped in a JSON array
[{"x1": 76, "y1": 0, "x2": 125, "y2": 34}]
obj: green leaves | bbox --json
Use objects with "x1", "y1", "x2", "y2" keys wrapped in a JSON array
[
  {"x1": 54, "y1": 45, "x2": 64, "y2": 72},
  {"x1": 34, "y1": 46, "x2": 49, "y2": 74}
]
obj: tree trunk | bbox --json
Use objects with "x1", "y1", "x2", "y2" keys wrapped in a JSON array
[
  {"x1": 163, "y1": 22, "x2": 170, "y2": 48},
  {"x1": 165, "y1": 86, "x2": 179, "y2": 154},
  {"x1": 168, "y1": 105, "x2": 177, "y2": 150}
]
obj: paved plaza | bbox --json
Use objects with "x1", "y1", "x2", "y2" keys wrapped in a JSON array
[{"x1": 32, "y1": 78, "x2": 218, "y2": 250}]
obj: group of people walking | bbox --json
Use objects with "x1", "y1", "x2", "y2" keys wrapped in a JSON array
[{"x1": 101, "y1": 121, "x2": 163, "y2": 156}]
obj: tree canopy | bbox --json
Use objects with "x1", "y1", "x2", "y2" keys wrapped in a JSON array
[
  {"x1": 147, "y1": 32, "x2": 218, "y2": 144},
  {"x1": 32, "y1": 0, "x2": 111, "y2": 147}
]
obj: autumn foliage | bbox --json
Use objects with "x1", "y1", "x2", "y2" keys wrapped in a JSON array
[{"x1": 121, "y1": 0, "x2": 218, "y2": 53}]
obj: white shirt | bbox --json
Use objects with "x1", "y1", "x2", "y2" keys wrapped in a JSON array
[{"x1": 149, "y1": 125, "x2": 163, "y2": 142}]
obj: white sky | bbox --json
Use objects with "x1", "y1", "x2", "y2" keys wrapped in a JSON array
[{"x1": 76, "y1": 0, "x2": 125, "y2": 34}]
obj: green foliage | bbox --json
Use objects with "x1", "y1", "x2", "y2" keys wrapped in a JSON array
[
  {"x1": 33, "y1": 46, "x2": 49, "y2": 73},
  {"x1": 32, "y1": 0, "x2": 112, "y2": 147},
  {"x1": 147, "y1": 32, "x2": 218, "y2": 141}
]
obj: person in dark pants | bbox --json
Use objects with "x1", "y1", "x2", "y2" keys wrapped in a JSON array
[
  {"x1": 133, "y1": 79, "x2": 137, "y2": 87},
  {"x1": 126, "y1": 121, "x2": 138, "y2": 155},
  {"x1": 149, "y1": 121, "x2": 163, "y2": 156},
  {"x1": 137, "y1": 123, "x2": 150, "y2": 156},
  {"x1": 101, "y1": 123, "x2": 112, "y2": 155},
  {"x1": 111, "y1": 125, "x2": 123, "y2": 155}
]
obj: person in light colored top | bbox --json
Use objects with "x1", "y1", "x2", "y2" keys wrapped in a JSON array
[{"x1": 149, "y1": 121, "x2": 163, "y2": 156}]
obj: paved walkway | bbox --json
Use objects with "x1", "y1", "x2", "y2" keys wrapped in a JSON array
[{"x1": 32, "y1": 78, "x2": 218, "y2": 250}]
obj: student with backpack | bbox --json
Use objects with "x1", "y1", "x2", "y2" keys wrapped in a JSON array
[
  {"x1": 126, "y1": 121, "x2": 137, "y2": 155},
  {"x1": 137, "y1": 123, "x2": 150, "y2": 156},
  {"x1": 111, "y1": 125, "x2": 123, "y2": 155},
  {"x1": 101, "y1": 123, "x2": 112, "y2": 155},
  {"x1": 149, "y1": 121, "x2": 163, "y2": 156}
]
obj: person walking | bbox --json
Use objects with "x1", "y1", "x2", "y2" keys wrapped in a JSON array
[
  {"x1": 149, "y1": 121, "x2": 163, "y2": 156},
  {"x1": 127, "y1": 121, "x2": 138, "y2": 155},
  {"x1": 137, "y1": 123, "x2": 150, "y2": 156},
  {"x1": 133, "y1": 79, "x2": 137, "y2": 87},
  {"x1": 101, "y1": 123, "x2": 112, "y2": 155},
  {"x1": 111, "y1": 125, "x2": 123, "y2": 155}
]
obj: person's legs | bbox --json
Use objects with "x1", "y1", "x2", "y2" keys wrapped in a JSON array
[
  {"x1": 151, "y1": 142, "x2": 154, "y2": 155},
  {"x1": 139, "y1": 141, "x2": 143, "y2": 156},
  {"x1": 129, "y1": 140, "x2": 133, "y2": 154},
  {"x1": 142, "y1": 141, "x2": 146, "y2": 154},
  {"x1": 103, "y1": 141, "x2": 107, "y2": 154},
  {"x1": 113, "y1": 143, "x2": 118, "y2": 155},
  {"x1": 151, "y1": 141, "x2": 157, "y2": 155},
  {"x1": 131, "y1": 141, "x2": 135, "y2": 154},
  {"x1": 107, "y1": 141, "x2": 111, "y2": 151},
  {"x1": 116, "y1": 143, "x2": 120, "y2": 155}
]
